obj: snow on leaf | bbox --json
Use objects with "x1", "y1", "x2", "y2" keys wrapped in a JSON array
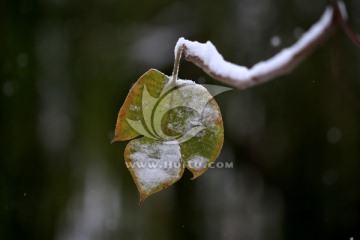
[{"x1": 125, "y1": 138, "x2": 184, "y2": 203}]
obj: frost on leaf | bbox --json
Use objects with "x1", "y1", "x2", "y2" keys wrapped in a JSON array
[{"x1": 112, "y1": 69, "x2": 224, "y2": 202}]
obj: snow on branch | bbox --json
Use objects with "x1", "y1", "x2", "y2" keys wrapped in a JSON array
[{"x1": 174, "y1": 1, "x2": 348, "y2": 89}]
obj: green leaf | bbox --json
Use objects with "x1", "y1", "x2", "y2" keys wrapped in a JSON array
[{"x1": 112, "y1": 69, "x2": 224, "y2": 202}]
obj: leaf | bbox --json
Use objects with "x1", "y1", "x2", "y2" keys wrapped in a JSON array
[{"x1": 113, "y1": 69, "x2": 224, "y2": 202}]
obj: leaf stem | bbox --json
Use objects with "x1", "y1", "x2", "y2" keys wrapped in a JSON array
[{"x1": 172, "y1": 40, "x2": 184, "y2": 84}]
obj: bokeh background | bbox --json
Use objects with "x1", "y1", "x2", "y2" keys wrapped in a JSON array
[{"x1": 1, "y1": 0, "x2": 360, "y2": 239}]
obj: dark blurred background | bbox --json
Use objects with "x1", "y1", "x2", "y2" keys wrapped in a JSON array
[{"x1": 1, "y1": 0, "x2": 360, "y2": 239}]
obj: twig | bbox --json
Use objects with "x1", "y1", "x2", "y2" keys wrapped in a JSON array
[
  {"x1": 171, "y1": 43, "x2": 183, "y2": 84},
  {"x1": 334, "y1": 1, "x2": 360, "y2": 48},
  {"x1": 175, "y1": 2, "x2": 348, "y2": 90}
]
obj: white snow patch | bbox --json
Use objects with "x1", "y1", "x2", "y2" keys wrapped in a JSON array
[
  {"x1": 129, "y1": 105, "x2": 140, "y2": 112},
  {"x1": 129, "y1": 140, "x2": 182, "y2": 193},
  {"x1": 201, "y1": 103, "x2": 220, "y2": 127},
  {"x1": 337, "y1": 0, "x2": 348, "y2": 20},
  {"x1": 187, "y1": 155, "x2": 208, "y2": 170},
  {"x1": 176, "y1": 79, "x2": 195, "y2": 85}
]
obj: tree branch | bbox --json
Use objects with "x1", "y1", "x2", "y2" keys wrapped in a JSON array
[
  {"x1": 334, "y1": 1, "x2": 360, "y2": 48},
  {"x1": 174, "y1": 1, "x2": 352, "y2": 90}
]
